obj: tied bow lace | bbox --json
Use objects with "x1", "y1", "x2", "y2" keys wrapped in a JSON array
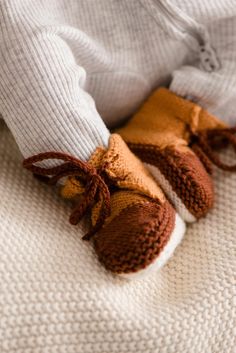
[
  {"x1": 190, "y1": 127, "x2": 236, "y2": 174},
  {"x1": 23, "y1": 152, "x2": 111, "y2": 241}
]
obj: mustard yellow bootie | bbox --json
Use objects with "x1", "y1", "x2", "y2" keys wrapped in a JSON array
[
  {"x1": 23, "y1": 134, "x2": 185, "y2": 278},
  {"x1": 118, "y1": 88, "x2": 236, "y2": 222}
]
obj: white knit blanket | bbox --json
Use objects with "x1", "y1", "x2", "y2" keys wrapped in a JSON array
[{"x1": 0, "y1": 121, "x2": 235, "y2": 353}]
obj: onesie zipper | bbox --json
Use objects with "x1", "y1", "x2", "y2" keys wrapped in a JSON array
[{"x1": 139, "y1": 0, "x2": 221, "y2": 72}]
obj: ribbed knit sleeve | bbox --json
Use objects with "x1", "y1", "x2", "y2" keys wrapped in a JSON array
[{"x1": 0, "y1": 2, "x2": 110, "y2": 161}]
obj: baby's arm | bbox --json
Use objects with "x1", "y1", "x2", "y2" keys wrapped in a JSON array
[{"x1": 0, "y1": 1, "x2": 110, "y2": 161}]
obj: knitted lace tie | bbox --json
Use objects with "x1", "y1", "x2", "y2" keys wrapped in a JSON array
[
  {"x1": 23, "y1": 152, "x2": 111, "y2": 240},
  {"x1": 190, "y1": 127, "x2": 236, "y2": 174}
]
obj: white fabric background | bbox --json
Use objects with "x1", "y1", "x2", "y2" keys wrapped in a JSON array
[{"x1": 0, "y1": 120, "x2": 235, "y2": 353}]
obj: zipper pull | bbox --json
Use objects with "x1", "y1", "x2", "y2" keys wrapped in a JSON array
[
  {"x1": 199, "y1": 43, "x2": 221, "y2": 72},
  {"x1": 150, "y1": 0, "x2": 221, "y2": 73}
]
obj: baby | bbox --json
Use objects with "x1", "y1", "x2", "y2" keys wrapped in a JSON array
[{"x1": 1, "y1": 0, "x2": 236, "y2": 278}]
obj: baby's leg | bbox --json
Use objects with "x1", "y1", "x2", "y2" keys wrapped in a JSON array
[
  {"x1": 169, "y1": 15, "x2": 236, "y2": 126},
  {"x1": 0, "y1": 4, "x2": 110, "y2": 162}
]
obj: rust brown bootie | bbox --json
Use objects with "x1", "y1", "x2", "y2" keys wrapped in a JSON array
[
  {"x1": 23, "y1": 134, "x2": 185, "y2": 278},
  {"x1": 118, "y1": 88, "x2": 236, "y2": 222}
]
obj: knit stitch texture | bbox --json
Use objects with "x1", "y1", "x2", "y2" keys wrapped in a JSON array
[{"x1": 0, "y1": 121, "x2": 235, "y2": 352}]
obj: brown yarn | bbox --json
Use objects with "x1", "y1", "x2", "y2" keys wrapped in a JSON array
[
  {"x1": 23, "y1": 151, "x2": 111, "y2": 241},
  {"x1": 191, "y1": 144, "x2": 213, "y2": 175},
  {"x1": 94, "y1": 200, "x2": 175, "y2": 274},
  {"x1": 190, "y1": 127, "x2": 236, "y2": 171},
  {"x1": 128, "y1": 142, "x2": 214, "y2": 219}
]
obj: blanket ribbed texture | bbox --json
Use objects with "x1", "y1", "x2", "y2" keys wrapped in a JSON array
[{"x1": 0, "y1": 122, "x2": 235, "y2": 352}]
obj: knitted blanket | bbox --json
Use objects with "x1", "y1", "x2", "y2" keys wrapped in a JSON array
[{"x1": 0, "y1": 121, "x2": 235, "y2": 353}]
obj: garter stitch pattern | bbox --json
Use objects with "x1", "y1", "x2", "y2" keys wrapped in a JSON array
[
  {"x1": 0, "y1": 119, "x2": 235, "y2": 352},
  {"x1": 118, "y1": 88, "x2": 236, "y2": 222}
]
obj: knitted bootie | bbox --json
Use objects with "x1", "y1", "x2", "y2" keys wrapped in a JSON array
[
  {"x1": 118, "y1": 88, "x2": 236, "y2": 222},
  {"x1": 23, "y1": 134, "x2": 185, "y2": 278}
]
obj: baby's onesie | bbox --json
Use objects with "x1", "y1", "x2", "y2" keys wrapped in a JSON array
[{"x1": 0, "y1": 0, "x2": 236, "y2": 161}]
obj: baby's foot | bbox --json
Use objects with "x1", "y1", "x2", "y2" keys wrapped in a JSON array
[
  {"x1": 118, "y1": 88, "x2": 236, "y2": 222},
  {"x1": 23, "y1": 134, "x2": 185, "y2": 279}
]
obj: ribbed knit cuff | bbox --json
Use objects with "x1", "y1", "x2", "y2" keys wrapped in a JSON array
[{"x1": 7, "y1": 106, "x2": 110, "y2": 163}]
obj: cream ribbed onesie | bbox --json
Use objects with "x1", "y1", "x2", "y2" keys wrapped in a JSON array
[{"x1": 0, "y1": 0, "x2": 236, "y2": 160}]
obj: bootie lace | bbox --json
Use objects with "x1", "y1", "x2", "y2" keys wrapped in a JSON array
[
  {"x1": 190, "y1": 127, "x2": 236, "y2": 173},
  {"x1": 23, "y1": 151, "x2": 111, "y2": 240}
]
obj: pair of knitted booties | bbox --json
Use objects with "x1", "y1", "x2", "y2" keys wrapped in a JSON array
[{"x1": 24, "y1": 88, "x2": 236, "y2": 279}]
